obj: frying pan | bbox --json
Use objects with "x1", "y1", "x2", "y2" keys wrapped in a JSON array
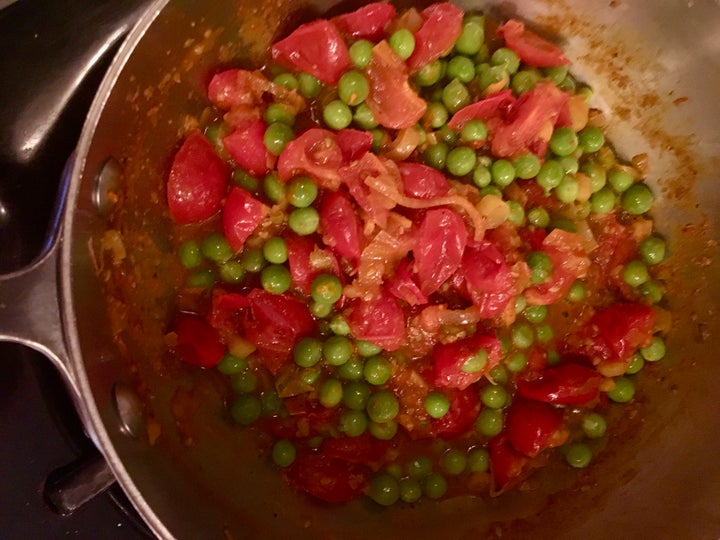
[{"x1": 1, "y1": 0, "x2": 719, "y2": 538}]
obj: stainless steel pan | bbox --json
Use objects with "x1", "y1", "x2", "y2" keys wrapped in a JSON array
[{"x1": 1, "y1": 0, "x2": 719, "y2": 538}]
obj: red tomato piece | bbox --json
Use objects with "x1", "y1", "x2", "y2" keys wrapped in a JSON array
[
  {"x1": 335, "y1": 128, "x2": 374, "y2": 163},
  {"x1": 331, "y1": 2, "x2": 396, "y2": 41},
  {"x1": 319, "y1": 189, "x2": 363, "y2": 262},
  {"x1": 516, "y1": 362, "x2": 603, "y2": 406},
  {"x1": 397, "y1": 162, "x2": 451, "y2": 199},
  {"x1": 365, "y1": 40, "x2": 427, "y2": 129},
  {"x1": 386, "y1": 258, "x2": 429, "y2": 306},
  {"x1": 338, "y1": 152, "x2": 398, "y2": 228},
  {"x1": 207, "y1": 69, "x2": 261, "y2": 110},
  {"x1": 346, "y1": 290, "x2": 406, "y2": 351},
  {"x1": 285, "y1": 233, "x2": 341, "y2": 295},
  {"x1": 285, "y1": 450, "x2": 367, "y2": 503},
  {"x1": 174, "y1": 314, "x2": 226, "y2": 368},
  {"x1": 431, "y1": 334, "x2": 502, "y2": 390},
  {"x1": 271, "y1": 19, "x2": 351, "y2": 85},
  {"x1": 222, "y1": 187, "x2": 268, "y2": 252},
  {"x1": 505, "y1": 398, "x2": 566, "y2": 457},
  {"x1": 414, "y1": 208, "x2": 468, "y2": 296},
  {"x1": 321, "y1": 433, "x2": 391, "y2": 464},
  {"x1": 264, "y1": 395, "x2": 338, "y2": 439},
  {"x1": 489, "y1": 436, "x2": 530, "y2": 491},
  {"x1": 223, "y1": 119, "x2": 276, "y2": 178},
  {"x1": 461, "y1": 240, "x2": 516, "y2": 318},
  {"x1": 491, "y1": 81, "x2": 569, "y2": 158},
  {"x1": 278, "y1": 128, "x2": 344, "y2": 189},
  {"x1": 582, "y1": 303, "x2": 656, "y2": 364},
  {"x1": 447, "y1": 89, "x2": 515, "y2": 131},
  {"x1": 428, "y1": 387, "x2": 481, "y2": 439},
  {"x1": 497, "y1": 19, "x2": 570, "y2": 68},
  {"x1": 167, "y1": 130, "x2": 228, "y2": 224},
  {"x1": 406, "y1": 3, "x2": 464, "y2": 72},
  {"x1": 590, "y1": 213, "x2": 638, "y2": 274}
]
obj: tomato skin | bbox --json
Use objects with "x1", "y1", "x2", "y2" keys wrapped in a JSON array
[
  {"x1": 285, "y1": 450, "x2": 367, "y2": 503},
  {"x1": 319, "y1": 189, "x2": 363, "y2": 262},
  {"x1": 489, "y1": 436, "x2": 530, "y2": 491},
  {"x1": 223, "y1": 119, "x2": 276, "y2": 178},
  {"x1": 332, "y1": 2, "x2": 396, "y2": 41},
  {"x1": 431, "y1": 334, "x2": 502, "y2": 390},
  {"x1": 346, "y1": 290, "x2": 406, "y2": 351},
  {"x1": 497, "y1": 19, "x2": 570, "y2": 68},
  {"x1": 271, "y1": 19, "x2": 350, "y2": 85},
  {"x1": 167, "y1": 130, "x2": 228, "y2": 224},
  {"x1": 516, "y1": 362, "x2": 603, "y2": 406},
  {"x1": 278, "y1": 128, "x2": 344, "y2": 189},
  {"x1": 427, "y1": 386, "x2": 481, "y2": 439},
  {"x1": 414, "y1": 208, "x2": 468, "y2": 296},
  {"x1": 387, "y1": 258, "x2": 428, "y2": 306},
  {"x1": 461, "y1": 240, "x2": 516, "y2": 318},
  {"x1": 505, "y1": 398, "x2": 565, "y2": 457},
  {"x1": 365, "y1": 40, "x2": 427, "y2": 129},
  {"x1": 447, "y1": 89, "x2": 515, "y2": 131},
  {"x1": 174, "y1": 314, "x2": 226, "y2": 368},
  {"x1": 397, "y1": 162, "x2": 450, "y2": 199},
  {"x1": 583, "y1": 303, "x2": 656, "y2": 364},
  {"x1": 407, "y1": 3, "x2": 464, "y2": 72},
  {"x1": 222, "y1": 187, "x2": 268, "y2": 252},
  {"x1": 321, "y1": 433, "x2": 391, "y2": 464},
  {"x1": 335, "y1": 129, "x2": 374, "y2": 163}
]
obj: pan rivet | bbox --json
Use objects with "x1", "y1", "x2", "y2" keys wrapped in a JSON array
[
  {"x1": 112, "y1": 382, "x2": 144, "y2": 438},
  {"x1": 93, "y1": 158, "x2": 122, "y2": 217}
]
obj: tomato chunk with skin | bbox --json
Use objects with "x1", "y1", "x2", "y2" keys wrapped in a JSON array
[
  {"x1": 505, "y1": 398, "x2": 566, "y2": 457},
  {"x1": 365, "y1": 40, "x2": 427, "y2": 129},
  {"x1": 332, "y1": 2, "x2": 396, "y2": 41},
  {"x1": 321, "y1": 434, "x2": 391, "y2": 464},
  {"x1": 582, "y1": 303, "x2": 656, "y2": 364},
  {"x1": 489, "y1": 436, "x2": 530, "y2": 492},
  {"x1": 167, "y1": 130, "x2": 228, "y2": 224},
  {"x1": 428, "y1": 386, "x2": 481, "y2": 439},
  {"x1": 335, "y1": 129, "x2": 374, "y2": 163},
  {"x1": 271, "y1": 19, "x2": 350, "y2": 85},
  {"x1": 222, "y1": 187, "x2": 269, "y2": 252},
  {"x1": 174, "y1": 314, "x2": 226, "y2": 368},
  {"x1": 414, "y1": 208, "x2": 468, "y2": 296},
  {"x1": 386, "y1": 258, "x2": 428, "y2": 306},
  {"x1": 397, "y1": 162, "x2": 451, "y2": 199},
  {"x1": 516, "y1": 362, "x2": 603, "y2": 406},
  {"x1": 448, "y1": 89, "x2": 515, "y2": 131},
  {"x1": 432, "y1": 334, "x2": 502, "y2": 390},
  {"x1": 406, "y1": 2, "x2": 464, "y2": 72},
  {"x1": 285, "y1": 233, "x2": 341, "y2": 295},
  {"x1": 346, "y1": 290, "x2": 406, "y2": 351},
  {"x1": 285, "y1": 450, "x2": 367, "y2": 503},
  {"x1": 461, "y1": 240, "x2": 516, "y2": 318},
  {"x1": 223, "y1": 119, "x2": 275, "y2": 178},
  {"x1": 319, "y1": 189, "x2": 363, "y2": 262},
  {"x1": 278, "y1": 128, "x2": 344, "y2": 189},
  {"x1": 497, "y1": 19, "x2": 570, "y2": 68}
]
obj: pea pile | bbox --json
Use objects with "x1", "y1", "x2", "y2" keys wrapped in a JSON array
[{"x1": 167, "y1": 3, "x2": 671, "y2": 506}]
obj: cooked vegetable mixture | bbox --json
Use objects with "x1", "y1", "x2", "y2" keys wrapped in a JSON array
[{"x1": 165, "y1": 2, "x2": 670, "y2": 505}]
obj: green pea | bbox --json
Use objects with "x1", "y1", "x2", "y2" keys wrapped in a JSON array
[
  {"x1": 626, "y1": 353, "x2": 645, "y2": 375},
  {"x1": 319, "y1": 378, "x2": 343, "y2": 408},
  {"x1": 524, "y1": 305, "x2": 548, "y2": 324},
  {"x1": 240, "y1": 247, "x2": 266, "y2": 273},
  {"x1": 442, "y1": 79, "x2": 471, "y2": 113},
  {"x1": 230, "y1": 394, "x2": 262, "y2": 426},
  {"x1": 286, "y1": 177, "x2": 318, "y2": 208},
  {"x1": 536, "y1": 160, "x2": 564, "y2": 191},
  {"x1": 353, "y1": 340, "x2": 380, "y2": 358},
  {"x1": 339, "y1": 410, "x2": 368, "y2": 437},
  {"x1": 467, "y1": 448, "x2": 489, "y2": 472},
  {"x1": 622, "y1": 183, "x2": 654, "y2": 215},
  {"x1": 513, "y1": 154, "x2": 541, "y2": 180},
  {"x1": 353, "y1": 102, "x2": 378, "y2": 130},
  {"x1": 461, "y1": 119, "x2": 488, "y2": 143},
  {"x1": 407, "y1": 455, "x2": 433, "y2": 479},
  {"x1": 560, "y1": 155, "x2": 579, "y2": 175},
  {"x1": 298, "y1": 72, "x2": 321, "y2": 98},
  {"x1": 555, "y1": 174, "x2": 580, "y2": 203},
  {"x1": 424, "y1": 102, "x2": 449, "y2": 129},
  {"x1": 476, "y1": 408, "x2": 503, "y2": 436},
  {"x1": 545, "y1": 65, "x2": 569, "y2": 85},
  {"x1": 641, "y1": 336, "x2": 666, "y2": 362},
  {"x1": 446, "y1": 55, "x2": 476, "y2": 83},
  {"x1": 337, "y1": 356, "x2": 365, "y2": 381},
  {"x1": 343, "y1": 381, "x2": 371, "y2": 410},
  {"x1": 590, "y1": 187, "x2": 616, "y2": 214},
  {"x1": 201, "y1": 233, "x2": 233, "y2": 263},
  {"x1": 577, "y1": 85, "x2": 594, "y2": 103},
  {"x1": 338, "y1": 71, "x2": 369, "y2": 106},
  {"x1": 512, "y1": 322, "x2": 535, "y2": 349},
  {"x1": 608, "y1": 169, "x2": 634, "y2": 193},
  {"x1": 178, "y1": 240, "x2": 202, "y2": 268},
  {"x1": 461, "y1": 349, "x2": 488, "y2": 374},
  {"x1": 363, "y1": 355, "x2": 392, "y2": 385},
  {"x1": 323, "y1": 335, "x2": 353, "y2": 366},
  {"x1": 263, "y1": 172, "x2": 285, "y2": 203},
  {"x1": 294, "y1": 337, "x2": 322, "y2": 368},
  {"x1": 262, "y1": 237, "x2": 288, "y2": 264},
  {"x1": 300, "y1": 367, "x2": 321, "y2": 386},
  {"x1": 565, "y1": 442, "x2": 592, "y2": 468},
  {"x1": 323, "y1": 100, "x2": 353, "y2": 130},
  {"x1": 264, "y1": 122, "x2": 294, "y2": 156},
  {"x1": 349, "y1": 39, "x2": 373, "y2": 69},
  {"x1": 536, "y1": 324, "x2": 554, "y2": 343},
  {"x1": 442, "y1": 449, "x2": 467, "y2": 475},
  {"x1": 288, "y1": 207, "x2": 319, "y2": 235},
  {"x1": 264, "y1": 102, "x2": 295, "y2": 126},
  {"x1": 640, "y1": 280, "x2": 664, "y2": 304},
  {"x1": 368, "y1": 420, "x2": 398, "y2": 440},
  {"x1": 273, "y1": 73, "x2": 298, "y2": 90},
  {"x1": 478, "y1": 64, "x2": 508, "y2": 92},
  {"x1": 491, "y1": 47, "x2": 520, "y2": 74},
  {"x1": 231, "y1": 369, "x2": 257, "y2": 394},
  {"x1": 527, "y1": 251, "x2": 553, "y2": 284},
  {"x1": 232, "y1": 169, "x2": 259, "y2": 192},
  {"x1": 491, "y1": 159, "x2": 516, "y2": 187},
  {"x1": 415, "y1": 59, "x2": 445, "y2": 87},
  {"x1": 639, "y1": 236, "x2": 666, "y2": 266},
  {"x1": 389, "y1": 28, "x2": 415, "y2": 59},
  {"x1": 272, "y1": 439, "x2": 296, "y2": 467},
  {"x1": 369, "y1": 474, "x2": 400, "y2": 506},
  {"x1": 367, "y1": 390, "x2": 400, "y2": 423},
  {"x1": 567, "y1": 281, "x2": 586, "y2": 302},
  {"x1": 473, "y1": 164, "x2": 492, "y2": 188},
  {"x1": 622, "y1": 259, "x2": 649, "y2": 288},
  {"x1": 607, "y1": 376, "x2": 635, "y2": 403},
  {"x1": 423, "y1": 473, "x2": 448, "y2": 499},
  {"x1": 217, "y1": 353, "x2": 247, "y2": 375},
  {"x1": 505, "y1": 352, "x2": 527, "y2": 373},
  {"x1": 489, "y1": 364, "x2": 508, "y2": 385},
  {"x1": 438, "y1": 124, "x2": 459, "y2": 145},
  {"x1": 507, "y1": 200, "x2": 525, "y2": 225},
  {"x1": 261, "y1": 390, "x2": 282, "y2": 414},
  {"x1": 549, "y1": 127, "x2": 579, "y2": 157},
  {"x1": 329, "y1": 315, "x2": 351, "y2": 336},
  {"x1": 511, "y1": 69, "x2": 541, "y2": 94},
  {"x1": 527, "y1": 207, "x2": 550, "y2": 228},
  {"x1": 423, "y1": 391, "x2": 450, "y2": 419},
  {"x1": 399, "y1": 478, "x2": 422, "y2": 503},
  {"x1": 187, "y1": 268, "x2": 216, "y2": 288},
  {"x1": 311, "y1": 273, "x2": 343, "y2": 305},
  {"x1": 455, "y1": 16, "x2": 485, "y2": 56},
  {"x1": 582, "y1": 162, "x2": 607, "y2": 192},
  {"x1": 547, "y1": 350, "x2": 560, "y2": 366},
  {"x1": 218, "y1": 261, "x2": 244, "y2": 284},
  {"x1": 446, "y1": 146, "x2": 476, "y2": 177},
  {"x1": 578, "y1": 125, "x2": 604, "y2": 153},
  {"x1": 581, "y1": 412, "x2": 607, "y2": 439},
  {"x1": 425, "y1": 142, "x2": 449, "y2": 170},
  {"x1": 261, "y1": 264, "x2": 291, "y2": 294},
  {"x1": 480, "y1": 385, "x2": 509, "y2": 409}
]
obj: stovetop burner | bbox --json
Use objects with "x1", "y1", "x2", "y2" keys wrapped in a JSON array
[{"x1": 0, "y1": 0, "x2": 155, "y2": 537}]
